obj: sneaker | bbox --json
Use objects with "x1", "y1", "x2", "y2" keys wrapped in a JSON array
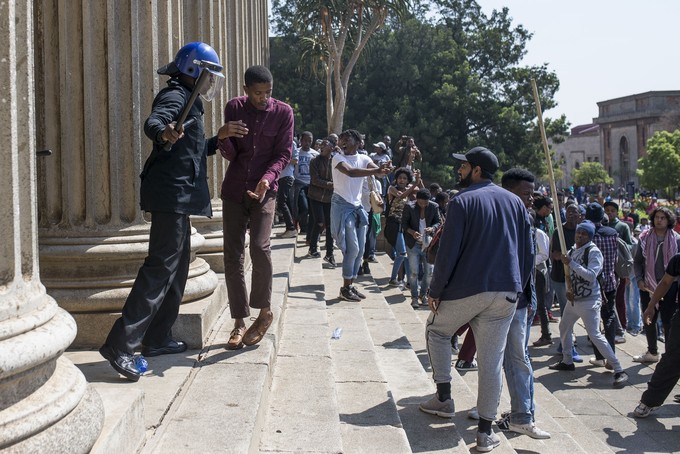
[
  {"x1": 589, "y1": 358, "x2": 606, "y2": 367},
  {"x1": 387, "y1": 279, "x2": 401, "y2": 287},
  {"x1": 362, "y1": 261, "x2": 371, "y2": 274},
  {"x1": 633, "y1": 402, "x2": 659, "y2": 418},
  {"x1": 368, "y1": 255, "x2": 378, "y2": 263},
  {"x1": 349, "y1": 286, "x2": 366, "y2": 299},
  {"x1": 573, "y1": 351, "x2": 583, "y2": 363},
  {"x1": 280, "y1": 229, "x2": 297, "y2": 238},
  {"x1": 419, "y1": 295, "x2": 428, "y2": 306},
  {"x1": 411, "y1": 298, "x2": 420, "y2": 309},
  {"x1": 419, "y1": 395, "x2": 455, "y2": 418},
  {"x1": 455, "y1": 359, "x2": 478, "y2": 371},
  {"x1": 476, "y1": 430, "x2": 501, "y2": 452},
  {"x1": 549, "y1": 361, "x2": 575, "y2": 371},
  {"x1": 468, "y1": 407, "x2": 480, "y2": 420},
  {"x1": 339, "y1": 286, "x2": 361, "y2": 301},
  {"x1": 507, "y1": 422, "x2": 551, "y2": 439},
  {"x1": 496, "y1": 414, "x2": 510, "y2": 431},
  {"x1": 307, "y1": 249, "x2": 321, "y2": 258},
  {"x1": 632, "y1": 351, "x2": 659, "y2": 363},
  {"x1": 613, "y1": 371, "x2": 628, "y2": 388},
  {"x1": 533, "y1": 337, "x2": 553, "y2": 347},
  {"x1": 323, "y1": 255, "x2": 336, "y2": 268},
  {"x1": 615, "y1": 334, "x2": 626, "y2": 344},
  {"x1": 658, "y1": 334, "x2": 666, "y2": 343}
]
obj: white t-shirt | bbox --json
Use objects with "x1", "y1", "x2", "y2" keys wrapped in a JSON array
[{"x1": 332, "y1": 153, "x2": 374, "y2": 207}]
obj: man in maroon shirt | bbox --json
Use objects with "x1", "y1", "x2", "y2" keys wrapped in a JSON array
[{"x1": 217, "y1": 65, "x2": 294, "y2": 350}]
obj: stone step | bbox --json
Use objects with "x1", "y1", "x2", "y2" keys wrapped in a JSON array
[
  {"x1": 322, "y1": 262, "x2": 413, "y2": 453},
  {"x1": 368, "y1": 254, "x2": 515, "y2": 453},
  {"x1": 137, "y1": 230, "x2": 297, "y2": 453},
  {"x1": 89, "y1": 386, "x2": 145, "y2": 454},
  {"x1": 258, "y1": 244, "x2": 344, "y2": 453}
]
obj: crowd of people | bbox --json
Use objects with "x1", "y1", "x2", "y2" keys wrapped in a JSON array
[{"x1": 97, "y1": 42, "x2": 678, "y2": 453}]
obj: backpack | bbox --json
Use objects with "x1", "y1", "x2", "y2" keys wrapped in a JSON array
[{"x1": 614, "y1": 237, "x2": 634, "y2": 279}]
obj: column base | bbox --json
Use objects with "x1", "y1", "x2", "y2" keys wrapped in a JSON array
[{"x1": 70, "y1": 281, "x2": 227, "y2": 349}]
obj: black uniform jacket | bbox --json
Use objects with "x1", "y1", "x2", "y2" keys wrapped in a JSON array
[{"x1": 141, "y1": 78, "x2": 218, "y2": 216}]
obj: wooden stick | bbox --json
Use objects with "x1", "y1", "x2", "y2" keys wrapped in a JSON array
[{"x1": 531, "y1": 79, "x2": 573, "y2": 302}]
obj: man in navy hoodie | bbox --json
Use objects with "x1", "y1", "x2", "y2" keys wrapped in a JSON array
[{"x1": 418, "y1": 147, "x2": 533, "y2": 452}]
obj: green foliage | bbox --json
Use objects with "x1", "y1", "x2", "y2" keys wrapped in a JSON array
[
  {"x1": 270, "y1": 0, "x2": 567, "y2": 188},
  {"x1": 572, "y1": 162, "x2": 613, "y2": 187},
  {"x1": 637, "y1": 130, "x2": 680, "y2": 198}
]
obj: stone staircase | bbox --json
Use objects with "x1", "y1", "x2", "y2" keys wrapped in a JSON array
[{"x1": 66, "y1": 227, "x2": 680, "y2": 453}]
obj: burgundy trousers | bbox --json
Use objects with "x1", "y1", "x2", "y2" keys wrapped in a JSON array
[{"x1": 222, "y1": 191, "x2": 276, "y2": 319}]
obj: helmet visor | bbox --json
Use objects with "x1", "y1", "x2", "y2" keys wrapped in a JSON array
[{"x1": 199, "y1": 69, "x2": 225, "y2": 102}]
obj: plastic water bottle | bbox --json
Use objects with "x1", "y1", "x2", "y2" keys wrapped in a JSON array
[
  {"x1": 331, "y1": 327, "x2": 343, "y2": 340},
  {"x1": 134, "y1": 355, "x2": 148, "y2": 373}
]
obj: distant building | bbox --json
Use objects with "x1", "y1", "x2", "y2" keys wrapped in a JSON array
[{"x1": 554, "y1": 90, "x2": 680, "y2": 191}]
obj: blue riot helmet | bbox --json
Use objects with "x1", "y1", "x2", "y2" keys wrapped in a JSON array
[{"x1": 157, "y1": 42, "x2": 225, "y2": 102}]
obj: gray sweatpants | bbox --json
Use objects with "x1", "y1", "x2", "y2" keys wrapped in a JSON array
[{"x1": 426, "y1": 291, "x2": 517, "y2": 421}]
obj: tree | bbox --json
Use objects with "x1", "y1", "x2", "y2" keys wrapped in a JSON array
[
  {"x1": 272, "y1": 0, "x2": 412, "y2": 134},
  {"x1": 270, "y1": 1, "x2": 567, "y2": 187},
  {"x1": 637, "y1": 130, "x2": 680, "y2": 198},
  {"x1": 572, "y1": 162, "x2": 613, "y2": 188}
]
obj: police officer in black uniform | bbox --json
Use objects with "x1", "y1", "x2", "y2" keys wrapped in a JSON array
[{"x1": 100, "y1": 42, "x2": 224, "y2": 381}]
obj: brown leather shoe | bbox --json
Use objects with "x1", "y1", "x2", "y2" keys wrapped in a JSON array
[
  {"x1": 242, "y1": 312, "x2": 274, "y2": 346},
  {"x1": 226, "y1": 327, "x2": 246, "y2": 350}
]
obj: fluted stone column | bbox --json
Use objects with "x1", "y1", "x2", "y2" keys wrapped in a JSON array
[
  {"x1": 0, "y1": 1, "x2": 104, "y2": 451},
  {"x1": 34, "y1": 1, "x2": 222, "y2": 348}
]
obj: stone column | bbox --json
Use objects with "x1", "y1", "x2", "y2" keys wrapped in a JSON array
[
  {"x1": 34, "y1": 0, "x2": 222, "y2": 348},
  {"x1": 0, "y1": 1, "x2": 104, "y2": 451}
]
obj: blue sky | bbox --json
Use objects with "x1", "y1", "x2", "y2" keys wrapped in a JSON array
[
  {"x1": 268, "y1": 1, "x2": 679, "y2": 128},
  {"x1": 468, "y1": 1, "x2": 679, "y2": 127}
]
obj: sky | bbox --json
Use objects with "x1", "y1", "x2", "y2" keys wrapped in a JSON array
[
  {"x1": 268, "y1": 1, "x2": 680, "y2": 129},
  {"x1": 473, "y1": 0, "x2": 680, "y2": 128}
]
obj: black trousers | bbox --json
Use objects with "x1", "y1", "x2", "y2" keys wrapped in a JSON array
[
  {"x1": 642, "y1": 307, "x2": 680, "y2": 407},
  {"x1": 309, "y1": 198, "x2": 333, "y2": 256},
  {"x1": 640, "y1": 282, "x2": 678, "y2": 355},
  {"x1": 106, "y1": 212, "x2": 191, "y2": 354}
]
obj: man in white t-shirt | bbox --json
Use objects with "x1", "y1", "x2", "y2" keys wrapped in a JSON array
[{"x1": 330, "y1": 129, "x2": 392, "y2": 301}]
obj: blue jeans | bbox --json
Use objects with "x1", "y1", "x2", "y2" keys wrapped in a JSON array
[
  {"x1": 504, "y1": 305, "x2": 535, "y2": 425},
  {"x1": 338, "y1": 210, "x2": 367, "y2": 279},
  {"x1": 390, "y1": 231, "x2": 409, "y2": 281},
  {"x1": 552, "y1": 280, "x2": 568, "y2": 315},
  {"x1": 626, "y1": 278, "x2": 642, "y2": 332},
  {"x1": 407, "y1": 243, "x2": 433, "y2": 300}
]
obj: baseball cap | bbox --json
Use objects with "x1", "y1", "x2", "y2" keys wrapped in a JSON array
[
  {"x1": 452, "y1": 146, "x2": 499, "y2": 175},
  {"x1": 373, "y1": 142, "x2": 386, "y2": 150}
]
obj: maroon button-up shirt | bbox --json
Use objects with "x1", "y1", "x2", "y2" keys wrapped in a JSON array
[{"x1": 218, "y1": 96, "x2": 294, "y2": 203}]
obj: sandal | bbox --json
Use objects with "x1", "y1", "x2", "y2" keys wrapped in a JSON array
[{"x1": 226, "y1": 327, "x2": 246, "y2": 350}]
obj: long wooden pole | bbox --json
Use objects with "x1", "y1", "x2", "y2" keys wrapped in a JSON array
[{"x1": 531, "y1": 79, "x2": 573, "y2": 302}]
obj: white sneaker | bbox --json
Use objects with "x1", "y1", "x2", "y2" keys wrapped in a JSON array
[
  {"x1": 468, "y1": 407, "x2": 480, "y2": 420},
  {"x1": 589, "y1": 358, "x2": 606, "y2": 367},
  {"x1": 632, "y1": 351, "x2": 659, "y2": 363},
  {"x1": 507, "y1": 422, "x2": 551, "y2": 439}
]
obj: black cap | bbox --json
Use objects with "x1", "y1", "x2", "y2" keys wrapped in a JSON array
[
  {"x1": 452, "y1": 146, "x2": 499, "y2": 175},
  {"x1": 585, "y1": 202, "x2": 605, "y2": 223}
]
